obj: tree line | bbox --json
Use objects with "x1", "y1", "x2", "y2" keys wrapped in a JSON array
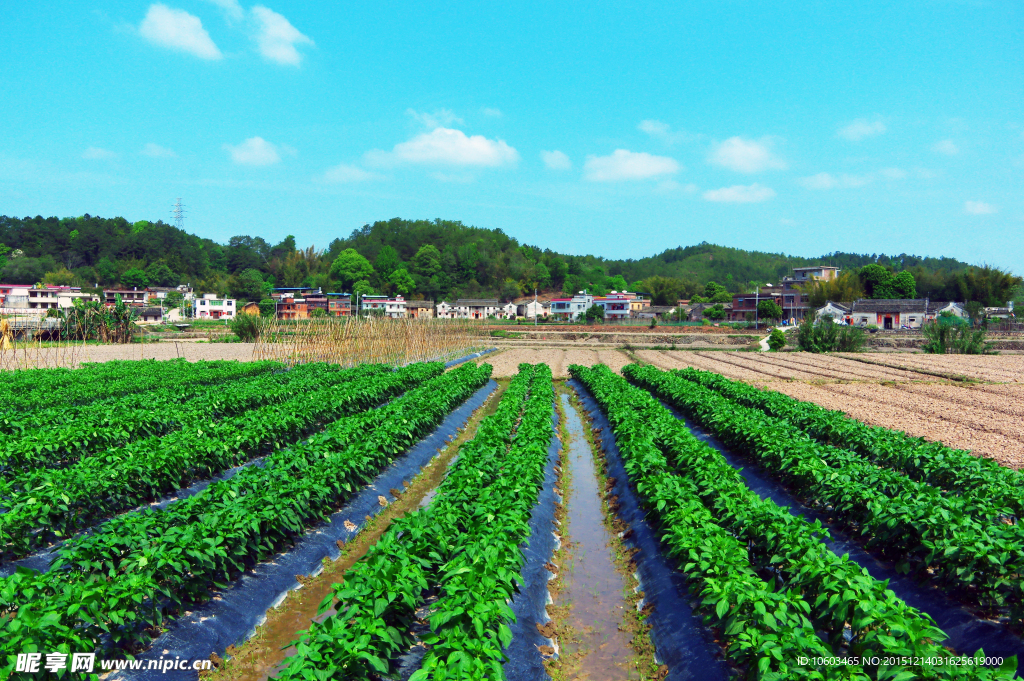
[{"x1": 0, "y1": 214, "x2": 1018, "y2": 307}]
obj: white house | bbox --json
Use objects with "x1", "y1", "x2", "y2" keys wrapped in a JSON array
[
  {"x1": 361, "y1": 295, "x2": 407, "y2": 318},
  {"x1": 195, "y1": 293, "x2": 237, "y2": 320},
  {"x1": 454, "y1": 299, "x2": 500, "y2": 319},
  {"x1": 813, "y1": 301, "x2": 851, "y2": 323},
  {"x1": 516, "y1": 300, "x2": 550, "y2": 319},
  {"x1": 592, "y1": 293, "x2": 632, "y2": 320},
  {"x1": 550, "y1": 293, "x2": 594, "y2": 321},
  {"x1": 848, "y1": 299, "x2": 965, "y2": 329},
  {"x1": 501, "y1": 302, "x2": 517, "y2": 318},
  {"x1": 436, "y1": 301, "x2": 453, "y2": 318}
]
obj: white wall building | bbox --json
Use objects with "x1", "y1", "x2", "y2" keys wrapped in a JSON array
[
  {"x1": 195, "y1": 293, "x2": 236, "y2": 320},
  {"x1": 549, "y1": 293, "x2": 594, "y2": 321}
]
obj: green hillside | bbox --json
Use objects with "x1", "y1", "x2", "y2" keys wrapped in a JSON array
[{"x1": 0, "y1": 214, "x2": 1017, "y2": 306}]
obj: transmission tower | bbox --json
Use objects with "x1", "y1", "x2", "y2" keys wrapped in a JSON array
[{"x1": 171, "y1": 198, "x2": 186, "y2": 229}]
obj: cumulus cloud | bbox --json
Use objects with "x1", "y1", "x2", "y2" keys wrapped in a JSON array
[
  {"x1": 583, "y1": 149, "x2": 680, "y2": 182},
  {"x1": 638, "y1": 119, "x2": 693, "y2": 145},
  {"x1": 82, "y1": 147, "x2": 116, "y2": 160},
  {"x1": 141, "y1": 143, "x2": 176, "y2": 158},
  {"x1": 224, "y1": 136, "x2": 283, "y2": 166},
  {"x1": 406, "y1": 108, "x2": 463, "y2": 129},
  {"x1": 838, "y1": 118, "x2": 886, "y2": 141},
  {"x1": 251, "y1": 6, "x2": 313, "y2": 66},
  {"x1": 702, "y1": 183, "x2": 775, "y2": 203},
  {"x1": 365, "y1": 128, "x2": 519, "y2": 167},
  {"x1": 932, "y1": 139, "x2": 959, "y2": 155},
  {"x1": 205, "y1": 0, "x2": 244, "y2": 21},
  {"x1": 322, "y1": 163, "x2": 380, "y2": 183},
  {"x1": 481, "y1": 107, "x2": 502, "y2": 117},
  {"x1": 964, "y1": 200, "x2": 997, "y2": 215},
  {"x1": 708, "y1": 137, "x2": 786, "y2": 173},
  {"x1": 540, "y1": 150, "x2": 571, "y2": 170},
  {"x1": 139, "y1": 4, "x2": 222, "y2": 60}
]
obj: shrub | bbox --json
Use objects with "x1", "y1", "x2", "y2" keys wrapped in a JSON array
[
  {"x1": 230, "y1": 313, "x2": 261, "y2": 342},
  {"x1": 921, "y1": 321, "x2": 995, "y2": 354},
  {"x1": 767, "y1": 328, "x2": 786, "y2": 351},
  {"x1": 797, "y1": 315, "x2": 864, "y2": 353}
]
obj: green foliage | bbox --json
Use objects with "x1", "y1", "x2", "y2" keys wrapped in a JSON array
[
  {"x1": 858, "y1": 264, "x2": 917, "y2": 299},
  {"x1": 797, "y1": 315, "x2": 864, "y2": 353},
  {"x1": 144, "y1": 261, "x2": 176, "y2": 287},
  {"x1": 922, "y1": 319, "x2": 996, "y2": 354},
  {"x1": 767, "y1": 328, "x2": 786, "y2": 350},
  {"x1": 120, "y1": 268, "x2": 149, "y2": 289},
  {"x1": 258, "y1": 298, "x2": 277, "y2": 317},
  {"x1": 230, "y1": 312, "x2": 262, "y2": 341},
  {"x1": 228, "y1": 267, "x2": 265, "y2": 302},
  {"x1": 42, "y1": 267, "x2": 76, "y2": 286},
  {"x1": 374, "y1": 245, "x2": 401, "y2": 280},
  {"x1": 702, "y1": 303, "x2": 726, "y2": 320},
  {"x1": 412, "y1": 244, "x2": 442, "y2": 277},
  {"x1": 331, "y1": 249, "x2": 374, "y2": 289},
  {"x1": 386, "y1": 267, "x2": 415, "y2": 296},
  {"x1": 756, "y1": 299, "x2": 783, "y2": 320},
  {"x1": 583, "y1": 304, "x2": 605, "y2": 322},
  {"x1": 643, "y1": 275, "x2": 686, "y2": 305}
]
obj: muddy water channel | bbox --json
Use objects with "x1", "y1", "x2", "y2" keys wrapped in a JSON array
[{"x1": 557, "y1": 393, "x2": 637, "y2": 680}]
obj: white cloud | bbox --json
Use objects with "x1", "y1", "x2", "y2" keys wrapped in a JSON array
[
  {"x1": 583, "y1": 149, "x2": 680, "y2": 182},
  {"x1": 224, "y1": 136, "x2": 283, "y2": 166},
  {"x1": 702, "y1": 183, "x2": 775, "y2": 203},
  {"x1": 141, "y1": 143, "x2": 176, "y2": 158},
  {"x1": 139, "y1": 4, "x2": 222, "y2": 60},
  {"x1": 365, "y1": 128, "x2": 519, "y2": 167},
  {"x1": 540, "y1": 150, "x2": 571, "y2": 170},
  {"x1": 482, "y1": 107, "x2": 502, "y2": 117},
  {"x1": 964, "y1": 200, "x2": 997, "y2": 215},
  {"x1": 799, "y1": 168, "x2": 906, "y2": 189},
  {"x1": 322, "y1": 163, "x2": 379, "y2": 183},
  {"x1": 251, "y1": 6, "x2": 313, "y2": 66},
  {"x1": 932, "y1": 139, "x2": 959, "y2": 155},
  {"x1": 406, "y1": 108, "x2": 463, "y2": 129},
  {"x1": 838, "y1": 118, "x2": 886, "y2": 141},
  {"x1": 205, "y1": 0, "x2": 244, "y2": 21},
  {"x1": 638, "y1": 119, "x2": 693, "y2": 145},
  {"x1": 82, "y1": 147, "x2": 116, "y2": 160},
  {"x1": 708, "y1": 137, "x2": 786, "y2": 173}
]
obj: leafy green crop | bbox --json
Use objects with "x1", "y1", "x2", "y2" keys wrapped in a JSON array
[
  {"x1": 277, "y1": 364, "x2": 555, "y2": 681},
  {"x1": 625, "y1": 363, "x2": 1024, "y2": 631},
  {"x1": 0, "y1": 363, "x2": 492, "y2": 672},
  {"x1": 0, "y1": 362, "x2": 441, "y2": 557},
  {"x1": 575, "y1": 364, "x2": 1016, "y2": 680},
  {"x1": 669, "y1": 366, "x2": 1024, "y2": 518}
]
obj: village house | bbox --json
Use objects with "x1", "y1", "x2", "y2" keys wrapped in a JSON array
[
  {"x1": 846, "y1": 299, "x2": 966, "y2": 329},
  {"x1": 549, "y1": 292, "x2": 594, "y2": 321},
  {"x1": 360, "y1": 295, "x2": 407, "y2": 318},
  {"x1": 406, "y1": 300, "x2": 435, "y2": 318},
  {"x1": 453, "y1": 299, "x2": 500, "y2": 319},
  {"x1": 326, "y1": 293, "x2": 352, "y2": 317},
  {"x1": 814, "y1": 301, "x2": 852, "y2": 323},
  {"x1": 592, "y1": 293, "x2": 632, "y2": 320},
  {"x1": 103, "y1": 289, "x2": 148, "y2": 306},
  {"x1": 195, "y1": 293, "x2": 237, "y2": 320},
  {"x1": 516, "y1": 300, "x2": 550, "y2": 319}
]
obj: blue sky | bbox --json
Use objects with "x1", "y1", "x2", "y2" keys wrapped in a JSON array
[{"x1": 1, "y1": 1, "x2": 1021, "y2": 270}]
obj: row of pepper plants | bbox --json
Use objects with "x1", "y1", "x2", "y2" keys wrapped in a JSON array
[
  {"x1": 0, "y1": 362, "x2": 493, "y2": 675},
  {"x1": 0, "y1": 359, "x2": 285, "y2": 438},
  {"x1": 0, "y1": 362, "x2": 443, "y2": 558},
  {"x1": 0, "y1": 358, "x2": 284, "y2": 417},
  {"x1": 277, "y1": 363, "x2": 555, "y2": 681},
  {"x1": 624, "y1": 364, "x2": 1024, "y2": 629},
  {"x1": 0, "y1": 362, "x2": 385, "y2": 474},
  {"x1": 0, "y1": 358, "x2": 239, "y2": 400},
  {"x1": 669, "y1": 367, "x2": 1024, "y2": 518},
  {"x1": 570, "y1": 365, "x2": 1016, "y2": 680}
]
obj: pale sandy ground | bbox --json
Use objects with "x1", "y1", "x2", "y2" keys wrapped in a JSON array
[
  {"x1": 634, "y1": 349, "x2": 1024, "y2": 470},
  {"x1": 79, "y1": 342, "x2": 258, "y2": 364},
  {"x1": 476, "y1": 346, "x2": 631, "y2": 378}
]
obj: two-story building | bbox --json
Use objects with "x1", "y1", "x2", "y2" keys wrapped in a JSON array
[
  {"x1": 104, "y1": 289, "x2": 149, "y2": 306},
  {"x1": 326, "y1": 293, "x2": 352, "y2": 317},
  {"x1": 516, "y1": 300, "x2": 550, "y2": 319},
  {"x1": 592, "y1": 293, "x2": 632, "y2": 320},
  {"x1": 277, "y1": 297, "x2": 308, "y2": 320},
  {"x1": 549, "y1": 293, "x2": 594, "y2": 321},
  {"x1": 454, "y1": 299, "x2": 500, "y2": 319},
  {"x1": 729, "y1": 287, "x2": 783, "y2": 322},
  {"x1": 361, "y1": 295, "x2": 407, "y2": 318},
  {"x1": 406, "y1": 300, "x2": 435, "y2": 319},
  {"x1": 195, "y1": 293, "x2": 237, "y2": 320}
]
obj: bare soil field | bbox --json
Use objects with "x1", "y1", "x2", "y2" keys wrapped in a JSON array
[
  {"x1": 477, "y1": 346, "x2": 631, "y2": 378},
  {"x1": 78, "y1": 342, "x2": 258, "y2": 365},
  {"x1": 631, "y1": 349, "x2": 1024, "y2": 469}
]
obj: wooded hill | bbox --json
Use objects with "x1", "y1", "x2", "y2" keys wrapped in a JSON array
[{"x1": 0, "y1": 214, "x2": 1017, "y2": 306}]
